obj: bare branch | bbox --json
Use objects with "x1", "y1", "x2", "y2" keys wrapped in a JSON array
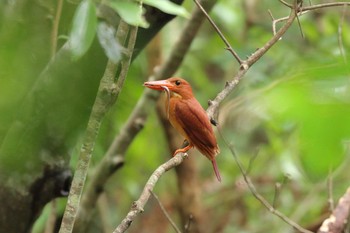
[
  {"x1": 193, "y1": 0, "x2": 242, "y2": 64},
  {"x1": 267, "y1": 10, "x2": 279, "y2": 36},
  {"x1": 217, "y1": 126, "x2": 312, "y2": 233},
  {"x1": 207, "y1": 6, "x2": 297, "y2": 120},
  {"x1": 270, "y1": 2, "x2": 350, "y2": 36},
  {"x1": 295, "y1": 8, "x2": 305, "y2": 38},
  {"x1": 113, "y1": 1, "x2": 348, "y2": 233},
  {"x1": 279, "y1": 0, "x2": 293, "y2": 8},
  {"x1": 303, "y1": 2, "x2": 350, "y2": 11},
  {"x1": 75, "y1": 0, "x2": 218, "y2": 231},
  {"x1": 279, "y1": 1, "x2": 350, "y2": 10},
  {"x1": 318, "y1": 187, "x2": 350, "y2": 233},
  {"x1": 338, "y1": 4, "x2": 348, "y2": 63},
  {"x1": 113, "y1": 153, "x2": 187, "y2": 233},
  {"x1": 58, "y1": 22, "x2": 138, "y2": 233},
  {"x1": 270, "y1": 10, "x2": 309, "y2": 36}
]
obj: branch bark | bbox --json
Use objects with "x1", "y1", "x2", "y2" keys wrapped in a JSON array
[
  {"x1": 157, "y1": 101, "x2": 204, "y2": 233},
  {"x1": 74, "y1": 0, "x2": 218, "y2": 231},
  {"x1": 0, "y1": 0, "x2": 188, "y2": 231},
  {"x1": 58, "y1": 22, "x2": 138, "y2": 233},
  {"x1": 318, "y1": 187, "x2": 350, "y2": 233},
  {"x1": 112, "y1": 1, "x2": 304, "y2": 232},
  {"x1": 113, "y1": 1, "x2": 350, "y2": 232},
  {"x1": 206, "y1": 4, "x2": 297, "y2": 121},
  {"x1": 113, "y1": 153, "x2": 187, "y2": 233}
]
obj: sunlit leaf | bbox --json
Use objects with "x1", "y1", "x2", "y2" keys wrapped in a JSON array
[
  {"x1": 68, "y1": 0, "x2": 97, "y2": 60},
  {"x1": 143, "y1": 0, "x2": 189, "y2": 18},
  {"x1": 108, "y1": 1, "x2": 149, "y2": 28}
]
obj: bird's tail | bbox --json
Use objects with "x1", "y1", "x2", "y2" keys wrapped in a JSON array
[{"x1": 211, "y1": 159, "x2": 221, "y2": 182}]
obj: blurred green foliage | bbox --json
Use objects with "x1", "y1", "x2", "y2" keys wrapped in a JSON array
[
  {"x1": 69, "y1": 0, "x2": 97, "y2": 60},
  {"x1": 259, "y1": 62, "x2": 350, "y2": 180}
]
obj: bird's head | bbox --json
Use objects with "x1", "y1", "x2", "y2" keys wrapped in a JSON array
[{"x1": 143, "y1": 77, "x2": 194, "y2": 99}]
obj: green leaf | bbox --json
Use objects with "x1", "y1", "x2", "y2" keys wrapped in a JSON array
[
  {"x1": 143, "y1": 0, "x2": 189, "y2": 18},
  {"x1": 97, "y1": 21, "x2": 124, "y2": 63},
  {"x1": 68, "y1": 0, "x2": 97, "y2": 60},
  {"x1": 108, "y1": 1, "x2": 149, "y2": 28}
]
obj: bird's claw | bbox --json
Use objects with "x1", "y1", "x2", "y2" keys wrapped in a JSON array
[{"x1": 172, "y1": 151, "x2": 189, "y2": 158}]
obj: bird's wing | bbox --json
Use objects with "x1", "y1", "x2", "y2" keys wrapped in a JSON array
[{"x1": 174, "y1": 98, "x2": 218, "y2": 158}]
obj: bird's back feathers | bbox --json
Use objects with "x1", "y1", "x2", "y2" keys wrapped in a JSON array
[{"x1": 171, "y1": 97, "x2": 219, "y2": 160}]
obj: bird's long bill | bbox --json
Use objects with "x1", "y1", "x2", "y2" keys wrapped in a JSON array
[
  {"x1": 143, "y1": 80, "x2": 174, "y2": 91},
  {"x1": 143, "y1": 80, "x2": 172, "y2": 118}
]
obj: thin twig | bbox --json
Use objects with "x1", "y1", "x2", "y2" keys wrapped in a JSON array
[
  {"x1": 267, "y1": 10, "x2": 279, "y2": 36},
  {"x1": 273, "y1": 183, "x2": 282, "y2": 209},
  {"x1": 279, "y1": 0, "x2": 293, "y2": 8},
  {"x1": 193, "y1": 0, "x2": 243, "y2": 64},
  {"x1": 338, "y1": 4, "x2": 347, "y2": 63},
  {"x1": 184, "y1": 214, "x2": 193, "y2": 233},
  {"x1": 271, "y1": 11, "x2": 309, "y2": 36},
  {"x1": 113, "y1": 153, "x2": 187, "y2": 233},
  {"x1": 150, "y1": 190, "x2": 182, "y2": 233},
  {"x1": 279, "y1": 1, "x2": 350, "y2": 10},
  {"x1": 51, "y1": 0, "x2": 63, "y2": 57},
  {"x1": 246, "y1": 148, "x2": 260, "y2": 175},
  {"x1": 206, "y1": 5, "x2": 297, "y2": 120},
  {"x1": 273, "y1": 175, "x2": 290, "y2": 209},
  {"x1": 268, "y1": 9, "x2": 275, "y2": 21},
  {"x1": 270, "y1": 2, "x2": 350, "y2": 36},
  {"x1": 295, "y1": 3, "x2": 305, "y2": 38},
  {"x1": 327, "y1": 171, "x2": 335, "y2": 211},
  {"x1": 303, "y1": 2, "x2": 350, "y2": 11},
  {"x1": 217, "y1": 126, "x2": 312, "y2": 233}
]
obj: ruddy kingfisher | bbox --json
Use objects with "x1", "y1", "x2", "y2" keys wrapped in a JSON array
[{"x1": 144, "y1": 77, "x2": 221, "y2": 182}]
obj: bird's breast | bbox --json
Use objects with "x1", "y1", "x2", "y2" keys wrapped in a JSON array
[{"x1": 167, "y1": 98, "x2": 190, "y2": 140}]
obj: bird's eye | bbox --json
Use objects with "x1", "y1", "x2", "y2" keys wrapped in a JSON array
[{"x1": 175, "y1": 80, "x2": 181, "y2": 86}]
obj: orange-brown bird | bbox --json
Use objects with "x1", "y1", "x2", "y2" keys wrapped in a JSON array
[{"x1": 144, "y1": 77, "x2": 221, "y2": 181}]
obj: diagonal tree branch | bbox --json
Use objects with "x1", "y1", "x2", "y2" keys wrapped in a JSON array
[
  {"x1": 206, "y1": 2, "x2": 297, "y2": 121},
  {"x1": 113, "y1": 2, "x2": 299, "y2": 233},
  {"x1": 294, "y1": 2, "x2": 350, "y2": 11},
  {"x1": 113, "y1": 1, "x2": 349, "y2": 232},
  {"x1": 74, "y1": 0, "x2": 218, "y2": 231},
  {"x1": 193, "y1": 0, "x2": 242, "y2": 64},
  {"x1": 58, "y1": 22, "x2": 138, "y2": 233},
  {"x1": 113, "y1": 153, "x2": 187, "y2": 233}
]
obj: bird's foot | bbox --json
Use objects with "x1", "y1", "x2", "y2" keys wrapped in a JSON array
[{"x1": 173, "y1": 144, "x2": 193, "y2": 157}]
